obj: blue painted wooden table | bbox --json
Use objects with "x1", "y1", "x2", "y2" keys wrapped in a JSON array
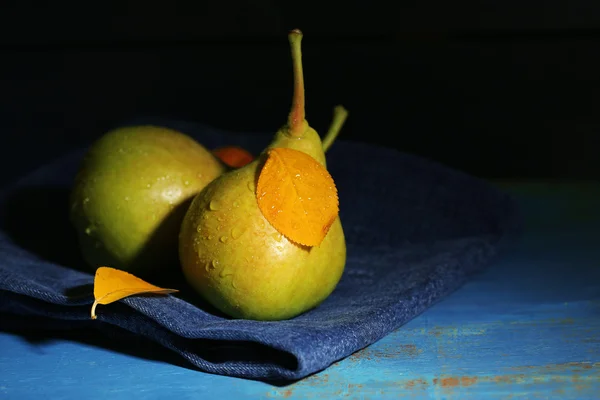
[{"x1": 1, "y1": 181, "x2": 599, "y2": 399}]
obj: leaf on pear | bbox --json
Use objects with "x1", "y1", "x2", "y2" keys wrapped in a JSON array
[
  {"x1": 91, "y1": 267, "x2": 178, "y2": 320},
  {"x1": 256, "y1": 147, "x2": 339, "y2": 246},
  {"x1": 213, "y1": 146, "x2": 254, "y2": 168}
]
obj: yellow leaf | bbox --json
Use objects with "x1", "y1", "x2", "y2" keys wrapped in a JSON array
[
  {"x1": 91, "y1": 267, "x2": 179, "y2": 320},
  {"x1": 256, "y1": 147, "x2": 339, "y2": 246},
  {"x1": 213, "y1": 146, "x2": 255, "y2": 168}
]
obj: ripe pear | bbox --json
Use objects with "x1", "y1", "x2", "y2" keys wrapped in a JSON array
[
  {"x1": 179, "y1": 29, "x2": 348, "y2": 321},
  {"x1": 69, "y1": 125, "x2": 226, "y2": 277}
]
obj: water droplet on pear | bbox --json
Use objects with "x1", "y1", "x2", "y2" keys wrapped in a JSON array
[
  {"x1": 231, "y1": 226, "x2": 244, "y2": 239},
  {"x1": 271, "y1": 232, "x2": 282, "y2": 242}
]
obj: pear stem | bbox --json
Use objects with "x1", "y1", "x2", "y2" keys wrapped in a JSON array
[
  {"x1": 322, "y1": 105, "x2": 349, "y2": 152},
  {"x1": 287, "y1": 29, "x2": 306, "y2": 137}
]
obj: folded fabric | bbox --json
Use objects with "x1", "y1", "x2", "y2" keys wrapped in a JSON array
[{"x1": 0, "y1": 117, "x2": 522, "y2": 380}]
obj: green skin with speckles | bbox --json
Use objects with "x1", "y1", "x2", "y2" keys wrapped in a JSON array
[
  {"x1": 178, "y1": 124, "x2": 347, "y2": 321},
  {"x1": 69, "y1": 125, "x2": 226, "y2": 277}
]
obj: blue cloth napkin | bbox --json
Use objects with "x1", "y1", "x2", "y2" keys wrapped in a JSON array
[{"x1": 0, "y1": 117, "x2": 521, "y2": 381}]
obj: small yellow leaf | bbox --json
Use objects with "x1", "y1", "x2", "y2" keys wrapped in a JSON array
[
  {"x1": 91, "y1": 267, "x2": 179, "y2": 320},
  {"x1": 256, "y1": 147, "x2": 339, "y2": 246},
  {"x1": 213, "y1": 146, "x2": 255, "y2": 168}
]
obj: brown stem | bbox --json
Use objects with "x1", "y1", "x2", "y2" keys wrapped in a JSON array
[{"x1": 287, "y1": 29, "x2": 306, "y2": 137}]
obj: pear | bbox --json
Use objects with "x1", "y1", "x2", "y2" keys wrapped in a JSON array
[
  {"x1": 70, "y1": 125, "x2": 226, "y2": 277},
  {"x1": 178, "y1": 29, "x2": 348, "y2": 321}
]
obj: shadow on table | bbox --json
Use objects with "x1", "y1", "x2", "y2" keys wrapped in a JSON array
[
  {"x1": 0, "y1": 312, "x2": 195, "y2": 369},
  {"x1": 1, "y1": 311, "x2": 301, "y2": 386},
  {"x1": 0, "y1": 311, "x2": 298, "y2": 386}
]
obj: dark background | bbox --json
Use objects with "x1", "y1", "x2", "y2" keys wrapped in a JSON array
[{"x1": 1, "y1": 1, "x2": 599, "y2": 186}]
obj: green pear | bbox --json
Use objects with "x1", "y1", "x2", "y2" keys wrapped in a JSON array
[
  {"x1": 70, "y1": 125, "x2": 226, "y2": 277},
  {"x1": 178, "y1": 29, "x2": 348, "y2": 321}
]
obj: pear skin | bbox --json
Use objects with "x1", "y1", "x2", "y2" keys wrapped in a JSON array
[
  {"x1": 179, "y1": 30, "x2": 348, "y2": 320},
  {"x1": 70, "y1": 125, "x2": 226, "y2": 277}
]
